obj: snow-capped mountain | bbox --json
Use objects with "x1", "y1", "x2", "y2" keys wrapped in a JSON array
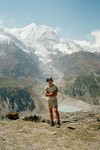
[
  {"x1": 0, "y1": 23, "x2": 85, "y2": 59},
  {"x1": 0, "y1": 26, "x2": 30, "y2": 53},
  {"x1": 0, "y1": 23, "x2": 100, "y2": 110},
  {"x1": 8, "y1": 23, "x2": 59, "y2": 42},
  {"x1": 0, "y1": 23, "x2": 85, "y2": 83},
  {"x1": 8, "y1": 23, "x2": 83, "y2": 53}
]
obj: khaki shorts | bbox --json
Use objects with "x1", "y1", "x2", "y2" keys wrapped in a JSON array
[{"x1": 48, "y1": 99, "x2": 58, "y2": 109}]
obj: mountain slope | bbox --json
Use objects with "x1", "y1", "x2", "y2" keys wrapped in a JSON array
[
  {"x1": 0, "y1": 76, "x2": 46, "y2": 118},
  {"x1": 0, "y1": 26, "x2": 42, "y2": 116},
  {"x1": 0, "y1": 23, "x2": 100, "y2": 115},
  {"x1": 0, "y1": 24, "x2": 85, "y2": 82},
  {"x1": 51, "y1": 51, "x2": 100, "y2": 105},
  {"x1": 51, "y1": 51, "x2": 100, "y2": 80},
  {"x1": 0, "y1": 26, "x2": 30, "y2": 53},
  {"x1": 0, "y1": 42, "x2": 40, "y2": 77},
  {"x1": 63, "y1": 74, "x2": 100, "y2": 105}
]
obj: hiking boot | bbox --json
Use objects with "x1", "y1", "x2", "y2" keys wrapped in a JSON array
[
  {"x1": 49, "y1": 121, "x2": 54, "y2": 127},
  {"x1": 56, "y1": 121, "x2": 61, "y2": 128}
]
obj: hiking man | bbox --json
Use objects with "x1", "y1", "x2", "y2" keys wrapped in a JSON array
[{"x1": 45, "y1": 77, "x2": 61, "y2": 128}]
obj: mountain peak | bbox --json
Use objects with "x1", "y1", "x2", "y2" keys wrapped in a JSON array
[
  {"x1": 23, "y1": 23, "x2": 37, "y2": 30},
  {"x1": 0, "y1": 23, "x2": 85, "y2": 56}
]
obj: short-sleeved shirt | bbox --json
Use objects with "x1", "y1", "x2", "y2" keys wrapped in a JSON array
[{"x1": 45, "y1": 84, "x2": 58, "y2": 101}]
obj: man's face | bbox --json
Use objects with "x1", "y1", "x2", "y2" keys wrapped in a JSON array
[{"x1": 48, "y1": 79, "x2": 53, "y2": 84}]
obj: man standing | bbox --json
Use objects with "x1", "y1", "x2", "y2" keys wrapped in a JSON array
[{"x1": 45, "y1": 77, "x2": 61, "y2": 128}]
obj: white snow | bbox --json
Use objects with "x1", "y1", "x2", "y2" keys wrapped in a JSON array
[
  {"x1": 0, "y1": 34, "x2": 10, "y2": 44},
  {"x1": 4, "y1": 23, "x2": 84, "y2": 63},
  {"x1": 0, "y1": 23, "x2": 84, "y2": 64},
  {"x1": 0, "y1": 26, "x2": 30, "y2": 53},
  {"x1": 0, "y1": 23, "x2": 84, "y2": 83}
]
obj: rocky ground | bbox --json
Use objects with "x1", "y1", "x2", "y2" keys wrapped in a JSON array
[{"x1": 0, "y1": 112, "x2": 100, "y2": 150}]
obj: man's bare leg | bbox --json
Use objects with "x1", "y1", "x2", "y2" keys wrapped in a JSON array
[
  {"x1": 54, "y1": 106, "x2": 61, "y2": 128},
  {"x1": 49, "y1": 108, "x2": 54, "y2": 126},
  {"x1": 49, "y1": 108, "x2": 53, "y2": 121}
]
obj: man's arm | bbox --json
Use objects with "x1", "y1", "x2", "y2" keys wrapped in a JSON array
[
  {"x1": 45, "y1": 92, "x2": 57, "y2": 97},
  {"x1": 45, "y1": 86, "x2": 58, "y2": 97},
  {"x1": 51, "y1": 92, "x2": 57, "y2": 97},
  {"x1": 45, "y1": 91, "x2": 53, "y2": 97}
]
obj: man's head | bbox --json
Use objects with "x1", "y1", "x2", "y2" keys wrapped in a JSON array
[{"x1": 47, "y1": 77, "x2": 53, "y2": 84}]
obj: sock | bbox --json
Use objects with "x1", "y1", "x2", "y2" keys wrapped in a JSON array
[
  {"x1": 50, "y1": 120, "x2": 54, "y2": 126},
  {"x1": 57, "y1": 120, "x2": 60, "y2": 125},
  {"x1": 52, "y1": 120, "x2": 54, "y2": 125}
]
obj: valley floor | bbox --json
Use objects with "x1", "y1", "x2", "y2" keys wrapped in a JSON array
[{"x1": 0, "y1": 115, "x2": 100, "y2": 150}]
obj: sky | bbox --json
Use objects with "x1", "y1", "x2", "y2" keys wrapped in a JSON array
[{"x1": 0, "y1": 0, "x2": 100, "y2": 48}]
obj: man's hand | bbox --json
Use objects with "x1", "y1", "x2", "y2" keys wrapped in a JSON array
[
  {"x1": 51, "y1": 92, "x2": 57, "y2": 97},
  {"x1": 45, "y1": 92, "x2": 53, "y2": 97}
]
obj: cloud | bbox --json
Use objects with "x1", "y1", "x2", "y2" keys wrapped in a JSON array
[
  {"x1": 0, "y1": 20, "x2": 3, "y2": 25},
  {"x1": 74, "y1": 40, "x2": 90, "y2": 47},
  {"x1": 91, "y1": 30, "x2": 100, "y2": 48},
  {"x1": 75, "y1": 30, "x2": 100, "y2": 51}
]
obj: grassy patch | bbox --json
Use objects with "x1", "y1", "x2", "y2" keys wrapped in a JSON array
[{"x1": 0, "y1": 119, "x2": 100, "y2": 150}]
